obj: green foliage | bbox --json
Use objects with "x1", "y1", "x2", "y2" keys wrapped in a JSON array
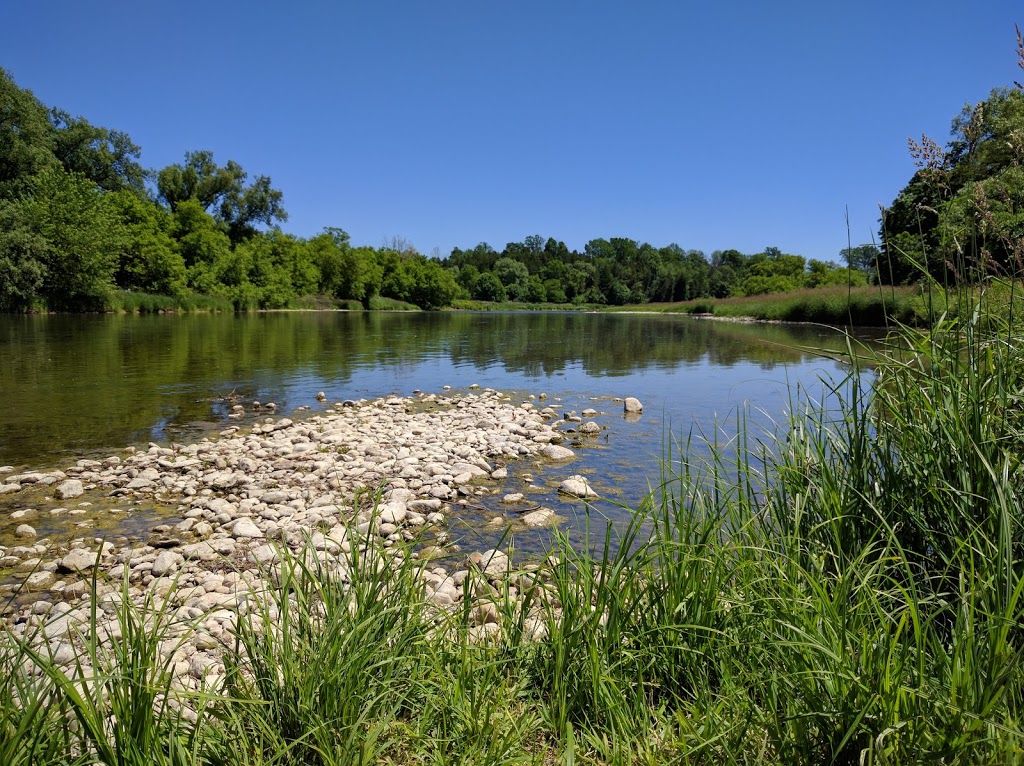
[
  {"x1": 542, "y1": 278, "x2": 567, "y2": 304},
  {"x1": 652, "y1": 285, "x2": 927, "y2": 326},
  {"x1": 20, "y1": 167, "x2": 127, "y2": 310},
  {"x1": 941, "y1": 165, "x2": 1024, "y2": 274},
  {"x1": 377, "y1": 251, "x2": 458, "y2": 310},
  {"x1": 403, "y1": 256, "x2": 460, "y2": 310},
  {"x1": 525, "y1": 274, "x2": 547, "y2": 302},
  {"x1": 172, "y1": 200, "x2": 234, "y2": 294},
  {"x1": 840, "y1": 243, "x2": 880, "y2": 277},
  {"x1": 308, "y1": 229, "x2": 383, "y2": 307},
  {"x1": 157, "y1": 149, "x2": 286, "y2": 243},
  {"x1": 735, "y1": 248, "x2": 805, "y2": 296},
  {"x1": 0, "y1": 199, "x2": 48, "y2": 311},
  {"x1": 493, "y1": 256, "x2": 531, "y2": 301},
  {"x1": 882, "y1": 88, "x2": 1024, "y2": 284},
  {"x1": 0, "y1": 68, "x2": 57, "y2": 196},
  {"x1": 473, "y1": 271, "x2": 507, "y2": 302},
  {"x1": 109, "y1": 190, "x2": 186, "y2": 296},
  {"x1": 50, "y1": 109, "x2": 146, "y2": 194}
]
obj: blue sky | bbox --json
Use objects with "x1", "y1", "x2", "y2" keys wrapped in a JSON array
[{"x1": 3, "y1": 1, "x2": 1021, "y2": 261}]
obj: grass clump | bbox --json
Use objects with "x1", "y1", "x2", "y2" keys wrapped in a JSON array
[
  {"x1": 101, "y1": 289, "x2": 236, "y2": 313},
  {"x1": 449, "y1": 299, "x2": 587, "y2": 311}
]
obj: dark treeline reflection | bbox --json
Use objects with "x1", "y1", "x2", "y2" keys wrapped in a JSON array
[
  {"x1": 0, "y1": 312, "x2": 876, "y2": 467},
  {"x1": 442, "y1": 312, "x2": 875, "y2": 375}
]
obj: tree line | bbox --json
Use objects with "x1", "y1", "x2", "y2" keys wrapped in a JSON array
[
  {"x1": 1, "y1": 67, "x2": 876, "y2": 313},
  {"x1": 0, "y1": 69, "x2": 465, "y2": 312},
  {"x1": 443, "y1": 238, "x2": 871, "y2": 307}
]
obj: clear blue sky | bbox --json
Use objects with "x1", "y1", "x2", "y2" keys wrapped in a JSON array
[{"x1": 3, "y1": 1, "x2": 1021, "y2": 261}]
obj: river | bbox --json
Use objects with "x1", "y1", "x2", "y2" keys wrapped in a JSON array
[{"x1": 0, "y1": 311, "x2": 881, "y2": 551}]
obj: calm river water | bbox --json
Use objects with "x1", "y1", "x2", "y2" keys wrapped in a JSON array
[{"x1": 0, "y1": 311, "x2": 880, "y2": 549}]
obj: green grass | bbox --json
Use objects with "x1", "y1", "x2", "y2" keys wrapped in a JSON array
[
  {"x1": 449, "y1": 299, "x2": 591, "y2": 311},
  {"x1": 366, "y1": 295, "x2": 420, "y2": 311},
  {"x1": 624, "y1": 280, "x2": 1024, "y2": 330},
  {"x1": 102, "y1": 290, "x2": 235, "y2": 313},
  {"x1": 615, "y1": 285, "x2": 931, "y2": 326},
  {"x1": 3, "y1": 284, "x2": 1024, "y2": 763},
  {"x1": 284, "y1": 295, "x2": 364, "y2": 311}
]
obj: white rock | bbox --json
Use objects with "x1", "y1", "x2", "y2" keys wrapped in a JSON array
[
  {"x1": 623, "y1": 397, "x2": 643, "y2": 413},
  {"x1": 58, "y1": 548, "x2": 99, "y2": 573},
  {"x1": 55, "y1": 480, "x2": 84, "y2": 500},
  {"x1": 540, "y1": 445, "x2": 575, "y2": 461},
  {"x1": 559, "y1": 475, "x2": 599, "y2": 499},
  {"x1": 520, "y1": 508, "x2": 560, "y2": 528},
  {"x1": 151, "y1": 551, "x2": 181, "y2": 577},
  {"x1": 180, "y1": 541, "x2": 222, "y2": 561},
  {"x1": 25, "y1": 571, "x2": 54, "y2": 590},
  {"x1": 378, "y1": 501, "x2": 407, "y2": 525},
  {"x1": 14, "y1": 524, "x2": 36, "y2": 539},
  {"x1": 248, "y1": 544, "x2": 280, "y2": 565},
  {"x1": 475, "y1": 549, "x2": 510, "y2": 578},
  {"x1": 231, "y1": 518, "x2": 264, "y2": 539}
]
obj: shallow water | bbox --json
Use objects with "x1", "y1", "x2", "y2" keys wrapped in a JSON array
[{"x1": 0, "y1": 311, "x2": 881, "y2": 551}]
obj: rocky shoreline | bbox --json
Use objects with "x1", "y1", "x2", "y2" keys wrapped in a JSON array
[{"x1": 0, "y1": 388, "x2": 634, "y2": 689}]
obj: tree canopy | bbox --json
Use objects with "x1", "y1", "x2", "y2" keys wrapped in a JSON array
[
  {"x1": 881, "y1": 87, "x2": 1024, "y2": 284},
  {"x1": 156, "y1": 150, "x2": 287, "y2": 243},
  {"x1": 0, "y1": 67, "x2": 865, "y2": 313}
]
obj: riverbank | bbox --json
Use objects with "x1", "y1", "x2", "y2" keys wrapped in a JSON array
[
  {"x1": 1, "y1": 387, "x2": 611, "y2": 642},
  {"x1": 609, "y1": 280, "x2": 1024, "y2": 329},
  {"x1": 607, "y1": 284, "x2": 927, "y2": 326},
  {"x1": 3, "y1": 310, "x2": 1023, "y2": 764}
]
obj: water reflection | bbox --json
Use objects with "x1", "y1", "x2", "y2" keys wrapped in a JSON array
[{"x1": 0, "y1": 312, "x2": 879, "y2": 470}]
